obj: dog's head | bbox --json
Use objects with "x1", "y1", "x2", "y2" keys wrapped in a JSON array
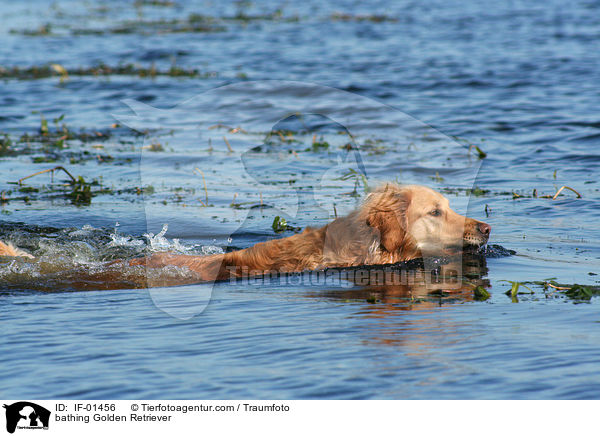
[{"x1": 363, "y1": 184, "x2": 491, "y2": 259}]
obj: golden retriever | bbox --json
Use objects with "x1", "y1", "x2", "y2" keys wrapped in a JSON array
[{"x1": 0, "y1": 184, "x2": 491, "y2": 284}]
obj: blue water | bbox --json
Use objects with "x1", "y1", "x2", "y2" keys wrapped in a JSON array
[
  {"x1": 5, "y1": 286, "x2": 600, "y2": 399},
  {"x1": 1, "y1": 0, "x2": 599, "y2": 399}
]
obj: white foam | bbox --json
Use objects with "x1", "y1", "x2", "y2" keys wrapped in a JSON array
[
  {"x1": 200, "y1": 244, "x2": 225, "y2": 255},
  {"x1": 142, "y1": 224, "x2": 224, "y2": 255},
  {"x1": 108, "y1": 233, "x2": 145, "y2": 248},
  {"x1": 68, "y1": 224, "x2": 102, "y2": 237},
  {"x1": 144, "y1": 224, "x2": 172, "y2": 251}
]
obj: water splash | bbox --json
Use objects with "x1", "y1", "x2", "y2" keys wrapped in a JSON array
[
  {"x1": 142, "y1": 224, "x2": 224, "y2": 255},
  {"x1": 0, "y1": 223, "x2": 227, "y2": 291},
  {"x1": 108, "y1": 222, "x2": 145, "y2": 249},
  {"x1": 143, "y1": 224, "x2": 172, "y2": 251}
]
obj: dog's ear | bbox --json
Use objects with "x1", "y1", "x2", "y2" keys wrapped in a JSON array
[
  {"x1": 366, "y1": 208, "x2": 406, "y2": 253},
  {"x1": 366, "y1": 189, "x2": 410, "y2": 253}
]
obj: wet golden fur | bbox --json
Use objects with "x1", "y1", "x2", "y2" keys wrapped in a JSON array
[
  {"x1": 0, "y1": 240, "x2": 34, "y2": 259},
  {"x1": 128, "y1": 184, "x2": 491, "y2": 282},
  {"x1": 0, "y1": 184, "x2": 491, "y2": 283}
]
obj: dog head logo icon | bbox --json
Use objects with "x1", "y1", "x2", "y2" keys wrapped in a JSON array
[{"x1": 3, "y1": 402, "x2": 50, "y2": 434}]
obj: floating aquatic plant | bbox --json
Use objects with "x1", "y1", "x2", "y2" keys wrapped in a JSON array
[
  {"x1": 0, "y1": 63, "x2": 217, "y2": 80},
  {"x1": 271, "y1": 216, "x2": 301, "y2": 233}
]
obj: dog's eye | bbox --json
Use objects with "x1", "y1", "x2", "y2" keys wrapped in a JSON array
[{"x1": 429, "y1": 209, "x2": 442, "y2": 217}]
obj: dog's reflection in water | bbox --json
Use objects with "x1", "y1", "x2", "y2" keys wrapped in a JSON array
[
  {"x1": 299, "y1": 254, "x2": 490, "y2": 352},
  {"x1": 303, "y1": 253, "x2": 490, "y2": 308}
]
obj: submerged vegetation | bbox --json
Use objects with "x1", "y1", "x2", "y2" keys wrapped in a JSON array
[
  {"x1": 6, "y1": 2, "x2": 414, "y2": 41},
  {"x1": 0, "y1": 113, "x2": 147, "y2": 158},
  {"x1": 1, "y1": 115, "x2": 587, "y2": 209},
  {"x1": 9, "y1": 10, "x2": 302, "y2": 38},
  {"x1": 0, "y1": 63, "x2": 217, "y2": 81},
  {"x1": 473, "y1": 285, "x2": 491, "y2": 301},
  {"x1": 271, "y1": 216, "x2": 301, "y2": 233},
  {"x1": 330, "y1": 12, "x2": 399, "y2": 22},
  {"x1": 1, "y1": 165, "x2": 160, "y2": 206},
  {"x1": 438, "y1": 185, "x2": 584, "y2": 201},
  {"x1": 336, "y1": 169, "x2": 369, "y2": 196},
  {"x1": 498, "y1": 279, "x2": 600, "y2": 302},
  {"x1": 5, "y1": 166, "x2": 105, "y2": 205},
  {"x1": 535, "y1": 280, "x2": 600, "y2": 301}
]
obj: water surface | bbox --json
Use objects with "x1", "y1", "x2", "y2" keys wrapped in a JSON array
[{"x1": 1, "y1": 0, "x2": 599, "y2": 399}]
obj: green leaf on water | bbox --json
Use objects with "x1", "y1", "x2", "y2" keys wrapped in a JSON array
[
  {"x1": 500, "y1": 280, "x2": 534, "y2": 300},
  {"x1": 473, "y1": 285, "x2": 491, "y2": 301},
  {"x1": 468, "y1": 143, "x2": 487, "y2": 159},
  {"x1": 272, "y1": 216, "x2": 288, "y2": 233},
  {"x1": 474, "y1": 145, "x2": 487, "y2": 159},
  {"x1": 471, "y1": 187, "x2": 489, "y2": 196},
  {"x1": 40, "y1": 116, "x2": 48, "y2": 135},
  {"x1": 564, "y1": 284, "x2": 598, "y2": 301}
]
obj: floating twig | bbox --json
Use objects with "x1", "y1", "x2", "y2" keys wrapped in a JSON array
[
  {"x1": 223, "y1": 136, "x2": 233, "y2": 153},
  {"x1": 16, "y1": 166, "x2": 76, "y2": 185},
  {"x1": 209, "y1": 123, "x2": 232, "y2": 130},
  {"x1": 193, "y1": 167, "x2": 209, "y2": 204},
  {"x1": 276, "y1": 131, "x2": 286, "y2": 142},
  {"x1": 545, "y1": 282, "x2": 571, "y2": 291},
  {"x1": 552, "y1": 185, "x2": 582, "y2": 200}
]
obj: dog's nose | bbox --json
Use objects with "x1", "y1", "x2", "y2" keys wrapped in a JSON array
[{"x1": 478, "y1": 222, "x2": 491, "y2": 237}]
